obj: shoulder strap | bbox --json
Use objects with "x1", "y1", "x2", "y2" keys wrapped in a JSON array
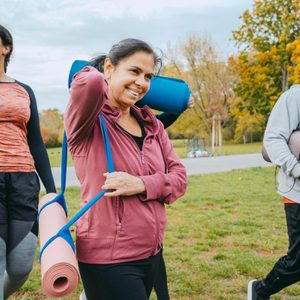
[{"x1": 39, "y1": 113, "x2": 114, "y2": 260}]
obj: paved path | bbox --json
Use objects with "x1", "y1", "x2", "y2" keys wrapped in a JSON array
[
  {"x1": 183, "y1": 153, "x2": 271, "y2": 175},
  {"x1": 48, "y1": 153, "x2": 271, "y2": 189}
]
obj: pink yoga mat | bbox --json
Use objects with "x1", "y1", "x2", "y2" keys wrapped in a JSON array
[{"x1": 38, "y1": 193, "x2": 80, "y2": 298}]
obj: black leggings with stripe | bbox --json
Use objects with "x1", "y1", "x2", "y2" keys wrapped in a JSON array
[{"x1": 0, "y1": 172, "x2": 40, "y2": 300}]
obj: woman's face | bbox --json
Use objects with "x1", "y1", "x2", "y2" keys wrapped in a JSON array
[
  {"x1": 0, "y1": 38, "x2": 11, "y2": 71},
  {"x1": 0, "y1": 38, "x2": 10, "y2": 59},
  {"x1": 104, "y1": 51, "x2": 155, "y2": 110}
]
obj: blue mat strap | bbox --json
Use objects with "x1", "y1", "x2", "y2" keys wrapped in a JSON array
[
  {"x1": 39, "y1": 233, "x2": 59, "y2": 262},
  {"x1": 64, "y1": 189, "x2": 107, "y2": 228},
  {"x1": 39, "y1": 113, "x2": 113, "y2": 260},
  {"x1": 57, "y1": 226, "x2": 75, "y2": 253},
  {"x1": 100, "y1": 113, "x2": 114, "y2": 172},
  {"x1": 37, "y1": 193, "x2": 67, "y2": 222},
  {"x1": 39, "y1": 189, "x2": 108, "y2": 262},
  {"x1": 39, "y1": 226, "x2": 75, "y2": 262},
  {"x1": 60, "y1": 132, "x2": 68, "y2": 195},
  {"x1": 37, "y1": 132, "x2": 68, "y2": 221}
]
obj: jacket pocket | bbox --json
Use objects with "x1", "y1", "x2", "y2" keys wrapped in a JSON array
[{"x1": 33, "y1": 172, "x2": 41, "y2": 194}]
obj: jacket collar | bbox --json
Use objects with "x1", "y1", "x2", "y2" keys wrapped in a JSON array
[{"x1": 101, "y1": 100, "x2": 159, "y2": 136}]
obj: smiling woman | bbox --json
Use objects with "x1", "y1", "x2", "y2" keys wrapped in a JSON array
[{"x1": 65, "y1": 39, "x2": 187, "y2": 300}]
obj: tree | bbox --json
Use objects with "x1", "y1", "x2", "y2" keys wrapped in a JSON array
[
  {"x1": 230, "y1": 95, "x2": 265, "y2": 143},
  {"x1": 287, "y1": 38, "x2": 300, "y2": 84},
  {"x1": 39, "y1": 108, "x2": 64, "y2": 147},
  {"x1": 164, "y1": 34, "x2": 234, "y2": 148},
  {"x1": 229, "y1": 50, "x2": 281, "y2": 113},
  {"x1": 233, "y1": 0, "x2": 300, "y2": 91},
  {"x1": 230, "y1": 0, "x2": 300, "y2": 141}
]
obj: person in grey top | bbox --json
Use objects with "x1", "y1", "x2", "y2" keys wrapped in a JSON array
[{"x1": 247, "y1": 85, "x2": 300, "y2": 299}]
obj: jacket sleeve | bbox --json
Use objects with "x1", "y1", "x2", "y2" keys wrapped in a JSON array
[
  {"x1": 156, "y1": 112, "x2": 180, "y2": 129},
  {"x1": 65, "y1": 66, "x2": 108, "y2": 151},
  {"x1": 139, "y1": 121, "x2": 187, "y2": 204},
  {"x1": 18, "y1": 82, "x2": 56, "y2": 193},
  {"x1": 263, "y1": 86, "x2": 300, "y2": 178}
]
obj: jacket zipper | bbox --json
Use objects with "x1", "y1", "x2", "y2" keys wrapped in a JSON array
[
  {"x1": 152, "y1": 203, "x2": 160, "y2": 255},
  {"x1": 115, "y1": 122, "x2": 160, "y2": 253},
  {"x1": 141, "y1": 151, "x2": 145, "y2": 164},
  {"x1": 151, "y1": 138, "x2": 164, "y2": 254}
]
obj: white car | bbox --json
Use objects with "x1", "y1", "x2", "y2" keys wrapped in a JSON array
[{"x1": 187, "y1": 149, "x2": 209, "y2": 158}]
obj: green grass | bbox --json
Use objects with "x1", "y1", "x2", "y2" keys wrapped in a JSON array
[
  {"x1": 13, "y1": 167, "x2": 300, "y2": 299},
  {"x1": 47, "y1": 141, "x2": 262, "y2": 167},
  {"x1": 47, "y1": 147, "x2": 73, "y2": 168},
  {"x1": 214, "y1": 142, "x2": 262, "y2": 156},
  {"x1": 175, "y1": 140, "x2": 262, "y2": 158}
]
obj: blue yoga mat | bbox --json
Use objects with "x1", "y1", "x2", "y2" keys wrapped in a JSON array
[{"x1": 68, "y1": 60, "x2": 191, "y2": 114}]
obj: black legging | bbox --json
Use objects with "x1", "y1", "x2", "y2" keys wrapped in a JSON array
[
  {"x1": 153, "y1": 250, "x2": 170, "y2": 300},
  {"x1": 256, "y1": 203, "x2": 300, "y2": 297},
  {"x1": 79, "y1": 250, "x2": 161, "y2": 300}
]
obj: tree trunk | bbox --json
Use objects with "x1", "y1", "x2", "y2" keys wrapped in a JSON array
[
  {"x1": 211, "y1": 116, "x2": 215, "y2": 156},
  {"x1": 281, "y1": 63, "x2": 289, "y2": 92},
  {"x1": 218, "y1": 118, "x2": 222, "y2": 154}
]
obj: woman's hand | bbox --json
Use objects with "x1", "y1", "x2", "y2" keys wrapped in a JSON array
[
  {"x1": 102, "y1": 172, "x2": 146, "y2": 197},
  {"x1": 187, "y1": 95, "x2": 195, "y2": 109}
]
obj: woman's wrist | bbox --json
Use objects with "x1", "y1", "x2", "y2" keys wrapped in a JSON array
[{"x1": 136, "y1": 177, "x2": 146, "y2": 194}]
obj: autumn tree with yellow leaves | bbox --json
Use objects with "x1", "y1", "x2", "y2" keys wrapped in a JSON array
[
  {"x1": 231, "y1": 0, "x2": 300, "y2": 142},
  {"x1": 287, "y1": 39, "x2": 300, "y2": 84},
  {"x1": 39, "y1": 108, "x2": 64, "y2": 147}
]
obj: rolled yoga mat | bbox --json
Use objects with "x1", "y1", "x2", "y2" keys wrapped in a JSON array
[
  {"x1": 38, "y1": 193, "x2": 80, "y2": 298},
  {"x1": 136, "y1": 75, "x2": 190, "y2": 114},
  {"x1": 68, "y1": 60, "x2": 191, "y2": 114}
]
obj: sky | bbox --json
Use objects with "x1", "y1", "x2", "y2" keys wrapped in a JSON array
[{"x1": 1, "y1": 0, "x2": 253, "y2": 112}]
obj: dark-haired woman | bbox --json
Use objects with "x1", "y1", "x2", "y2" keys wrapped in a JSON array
[
  {"x1": 65, "y1": 38, "x2": 187, "y2": 300},
  {"x1": 78, "y1": 98, "x2": 195, "y2": 300},
  {"x1": 0, "y1": 25, "x2": 56, "y2": 300}
]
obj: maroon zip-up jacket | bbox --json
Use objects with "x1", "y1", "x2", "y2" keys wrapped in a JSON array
[{"x1": 65, "y1": 66, "x2": 187, "y2": 264}]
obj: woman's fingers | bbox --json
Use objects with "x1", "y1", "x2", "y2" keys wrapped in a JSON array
[
  {"x1": 102, "y1": 172, "x2": 126, "y2": 194},
  {"x1": 187, "y1": 95, "x2": 195, "y2": 108},
  {"x1": 102, "y1": 171, "x2": 144, "y2": 196},
  {"x1": 104, "y1": 190, "x2": 122, "y2": 197},
  {"x1": 104, "y1": 171, "x2": 123, "y2": 177}
]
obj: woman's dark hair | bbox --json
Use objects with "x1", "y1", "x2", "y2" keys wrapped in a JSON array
[
  {"x1": 90, "y1": 38, "x2": 162, "y2": 74},
  {"x1": 0, "y1": 25, "x2": 13, "y2": 73}
]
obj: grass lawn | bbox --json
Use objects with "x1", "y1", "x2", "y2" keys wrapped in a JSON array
[
  {"x1": 213, "y1": 142, "x2": 262, "y2": 156},
  {"x1": 47, "y1": 148, "x2": 73, "y2": 168},
  {"x1": 47, "y1": 141, "x2": 262, "y2": 167},
  {"x1": 12, "y1": 166, "x2": 300, "y2": 299},
  {"x1": 173, "y1": 140, "x2": 262, "y2": 158}
]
